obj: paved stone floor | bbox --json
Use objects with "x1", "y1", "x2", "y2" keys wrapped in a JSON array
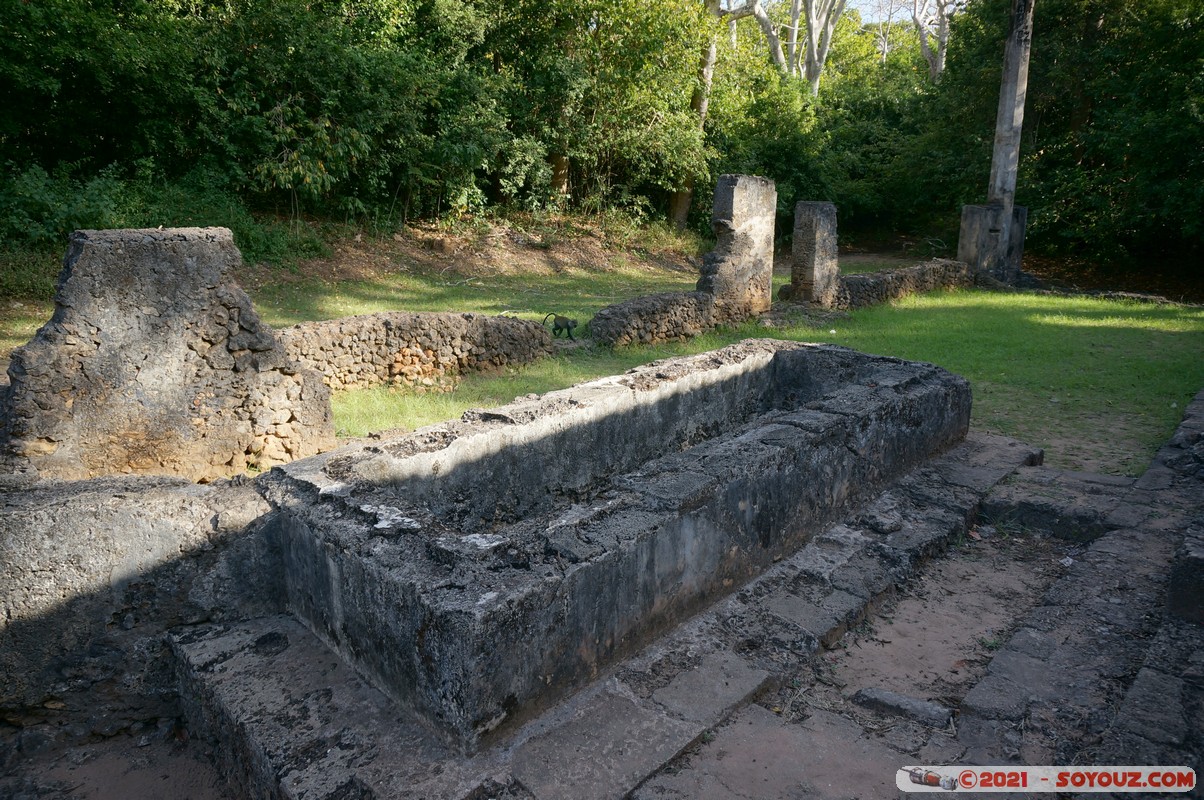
[{"x1": 3, "y1": 391, "x2": 1201, "y2": 799}]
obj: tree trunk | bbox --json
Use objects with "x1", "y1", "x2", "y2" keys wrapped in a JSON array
[
  {"x1": 670, "y1": 34, "x2": 719, "y2": 230},
  {"x1": 913, "y1": 0, "x2": 957, "y2": 82},
  {"x1": 802, "y1": 0, "x2": 846, "y2": 96},
  {"x1": 550, "y1": 154, "x2": 570, "y2": 196}
]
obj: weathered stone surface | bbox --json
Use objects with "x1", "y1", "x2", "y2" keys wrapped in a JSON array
[
  {"x1": 0, "y1": 476, "x2": 277, "y2": 712},
  {"x1": 832, "y1": 259, "x2": 979, "y2": 310},
  {"x1": 510, "y1": 691, "x2": 698, "y2": 800},
  {"x1": 1113, "y1": 668, "x2": 1187, "y2": 745},
  {"x1": 791, "y1": 201, "x2": 839, "y2": 306},
  {"x1": 632, "y1": 705, "x2": 903, "y2": 800},
  {"x1": 589, "y1": 292, "x2": 717, "y2": 348},
  {"x1": 851, "y1": 687, "x2": 952, "y2": 728},
  {"x1": 650, "y1": 651, "x2": 769, "y2": 723},
  {"x1": 262, "y1": 340, "x2": 970, "y2": 751},
  {"x1": 957, "y1": 203, "x2": 1027, "y2": 282},
  {"x1": 1169, "y1": 524, "x2": 1204, "y2": 623},
  {"x1": 153, "y1": 416, "x2": 1037, "y2": 798},
  {"x1": 278, "y1": 311, "x2": 552, "y2": 391},
  {"x1": 1, "y1": 228, "x2": 335, "y2": 481},
  {"x1": 171, "y1": 615, "x2": 486, "y2": 800},
  {"x1": 696, "y1": 175, "x2": 777, "y2": 322},
  {"x1": 594, "y1": 175, "x2": 775, "y2": 347}
]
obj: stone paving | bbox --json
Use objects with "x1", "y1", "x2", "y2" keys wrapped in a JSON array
[
  {"x1": 173, "y1": 390, "x2": 1201, "y2": 799},
  {"x1": 6, "y1": 392, "x2": 1201, "y2": 799}
]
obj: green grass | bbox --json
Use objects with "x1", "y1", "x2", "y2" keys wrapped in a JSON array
[
  {"x1": 3, "y1": 221, "x2": 1201, "y2": 476},
  {"x1": 330, "y1": 288, "x2": 1204, "y2": 476},
  {"x1": 251, "y1": 264, "x2": 699, "y2": 336}
]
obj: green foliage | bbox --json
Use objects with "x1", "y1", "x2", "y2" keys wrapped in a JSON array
[
  {"x1": 887, "y1": 0, "x2": 1204, "y2": 261},
  {"x1": 0, "y1": 160, "x2": 326, "y2": 293},
  {"x1": 0, "y1": 0, "x2": 1198, "y2": 264}
]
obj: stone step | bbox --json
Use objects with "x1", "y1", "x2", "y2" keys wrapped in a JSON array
[
  {"x1": 173, "y1": 430, "x2": 1041, "y2": 799},
  {"x1": 954, "y1": 510, "x2": 1186, "y2": 765},
  {"x1": 171, "y1": 616, "x2": 769, "y2": 800}
]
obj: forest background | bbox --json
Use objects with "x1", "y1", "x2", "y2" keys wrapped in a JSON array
[{"x1": 0, "y1": 0, "x2": 1201, "y2": 297}]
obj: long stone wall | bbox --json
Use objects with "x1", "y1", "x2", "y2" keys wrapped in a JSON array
[
  {"x1": 830, "y1": 259, "x2": 979, "y2": 310},
  {"x1": 587, "y1": 292, "x2": 717, "y2": 348},
  {"x1": 276, "y1": 312, "x2": 553, "y2": 392}
]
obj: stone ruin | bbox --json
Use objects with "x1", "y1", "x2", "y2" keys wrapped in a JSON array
[
  {"x1": 0, "y1": 228, "x2": 555, "y2": 483},
  {"x1": 1, "y1": 228, "x2": 336, "y2": 482},
  {"x1": 240, "y1": 340, "x2": 972, "y2": 751},
  {"x1": 0, "y1": 340, "x2": 973, "y2": 775},
  {"x1": 787, "y1": 200, "x2": 839, "y2": 305},
  {"x1": 593, "y1": 177, "x2": 991, "y2": 346},
  {"x1": 277, "y1": 312, "x2": 551, "y2": 392},
  {"x1": 695, "y1": 174, "x2": 777, "y2": 319},
  {"x1": 591, "y1": 175, "x2": 776, "y2": 346}
]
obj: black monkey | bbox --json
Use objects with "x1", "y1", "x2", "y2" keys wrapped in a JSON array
[{"x1": 542, "y1": 313, "x2": 578, "y2": 341}]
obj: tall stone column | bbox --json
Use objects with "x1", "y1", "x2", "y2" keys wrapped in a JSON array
[
  {"x1": 790, "y1": 201, "x2": 839, "y2": 307},
  {"x1": 696, "y1": 174, "x2": 777, "y2": 322},
  {"x1": 957, "y1": 0, "x2": 1036, "y2": 283}
]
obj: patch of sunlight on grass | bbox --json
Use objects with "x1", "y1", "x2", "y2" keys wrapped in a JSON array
[
  {"x1": 249, "y1": 268, "x2": 698, "y2": 332},
  {"x1": 0, "y1": 300, "x2": 54, "y2": 361},
  {"x1": 812, "y1": 289, "x2": 1204, "y2": 474},
  {"x1": 338, "y1": 287, "x2": 1204, "y2": 474}
]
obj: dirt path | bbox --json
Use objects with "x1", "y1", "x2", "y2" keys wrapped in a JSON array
[{"x1": 634, "y1": 532, "x2": 1071, "y2": 800}]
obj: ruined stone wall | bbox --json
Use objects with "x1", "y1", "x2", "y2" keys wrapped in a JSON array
[
  {"x1": 588, "y1": 292, "x2": 717, "y2": 347},
  {"x1": 594, "y1": 174, "x2": 776, "y2": 347},
  {"x1": 696, "y1": 174, "x2": 777, "y2": 322},
  {"x1": 276, "y1": 312, "x2": 553, "y2": 391},
  {"x1": 830, "y1": 259, "x2": 978, "y2": 310},
  {"x1": 791, "y1": 201, "x2": 839, "y2": 305},
  {"x1": 1, "y1": 228, "x2": 335, "y2": 482}
]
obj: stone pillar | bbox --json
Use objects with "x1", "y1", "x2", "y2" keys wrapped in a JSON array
[
  {"x1": 957, "y1": 204, "x2": 1028, "y2": 282},
  {"x1": 1, "y1": 228, "x2": 336, "y2": 482},
  {"x1": 958, "y1": 0, "x2": 1036, "y2": 284},
  {"x1": 696, "y1": 174, "x2": 777, "y2": 321},
  {"x1": 790, "y1": 201, "x2": 839, "y2": 307}
]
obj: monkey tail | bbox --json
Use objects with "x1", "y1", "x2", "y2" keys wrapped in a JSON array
[{"x1": 542, "y1": 313, "x2": 555, "y2": 325}]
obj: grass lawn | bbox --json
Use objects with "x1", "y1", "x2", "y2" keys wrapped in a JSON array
[
  {"x1": 2, "y1": 234, "x2": 1201, "y2": 476},
  {"x1": 327, "y1": 286, "x2": 1204, "y2": 476}
]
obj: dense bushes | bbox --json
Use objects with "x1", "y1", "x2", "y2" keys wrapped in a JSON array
[{"x1": 0, "y1": 0, "x2": 1199, "y2": 272}]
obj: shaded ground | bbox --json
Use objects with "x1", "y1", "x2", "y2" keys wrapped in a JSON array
[
  {"x1": 0, "y1": 489, "x2": 1074, "y2": 800},
  {"x1": 633, "y1": 532, "x2": 1071, "y2": 800},
  {"x1": 1024, "y1": 255, "x2": 1204, "y2": 305}
]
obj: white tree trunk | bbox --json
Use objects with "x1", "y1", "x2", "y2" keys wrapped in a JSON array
[
  {"x1": 718, "y1": 0, "x2": 847, "y2": 94},
  {"x1": 803, "y1": 0, "x2": 847, "y2": 96},
  {"x1": 912, "y1": 0, "x2": 959, "y2": 81}
]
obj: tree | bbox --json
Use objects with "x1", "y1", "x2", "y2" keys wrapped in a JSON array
[{"x1": 911, "y1": 0, "x2": 961, "y2": 80}]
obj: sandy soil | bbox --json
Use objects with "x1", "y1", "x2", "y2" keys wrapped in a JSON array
[{"x1": 779, "y1": 528, "x2": 1070, "y2": 728}]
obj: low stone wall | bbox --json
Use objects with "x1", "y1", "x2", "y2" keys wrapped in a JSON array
[
  {"x1": 265, "y1": 340, "x2": 972, "y2": 750},
  {"x1": 276, "y1": 312, "x2": 553, "y2": 391},
  {"x1": 0, "y1": 477, "x2": 280, "y2": 724},
  {"x1": 831, "y1": 259, "x2": 978, "y2": 310},
  {"x1": 589, "y1": 292, "x2": 717, "y2": 347}
]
